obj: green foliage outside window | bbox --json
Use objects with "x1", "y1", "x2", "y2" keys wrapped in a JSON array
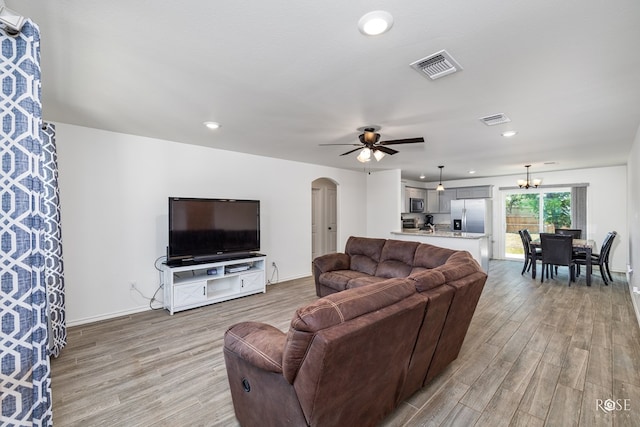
[
  {"x1": 506, "y1": 193, "x2": 539, "y2": 215},
  {"x1": 543, "y1": 192, "x2": 571, "y2": 229},
  {"x1": 506, "y1": 192, "x2": 571, "y2": 229}
]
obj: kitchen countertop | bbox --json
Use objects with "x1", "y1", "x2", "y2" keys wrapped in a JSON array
[{"x1": 393, "y1": 230, "x2": 488, "y2": 239}]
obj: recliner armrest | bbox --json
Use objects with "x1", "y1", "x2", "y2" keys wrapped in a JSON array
[
  {"x1": 313, "y1": 252, "x2": 350, "y2": 274},
  {"x1": 224, "y1": 321, "x2": 286, "y2": 374}
]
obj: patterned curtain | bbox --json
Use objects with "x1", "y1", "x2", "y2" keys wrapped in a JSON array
[
  {"x1": 42, "y1": 123, "x2": 66, "y2": 357},
  {"x1": 1, "y1": 21, "x2": 53, "y2": 425}
]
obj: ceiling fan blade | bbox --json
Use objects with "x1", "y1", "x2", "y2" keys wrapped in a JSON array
[
  {"x1": 375, "y1": 146, "x2": 399, "y2": 155},
  {"x1": 340, "y1": 147, "x2": 364, "y2": 156},
  {"x1": 379, "y1": 137, "x2": 425, "y2": 145},
  {"x1": 319, "y1": 143, "x2": 362, "y2": 146}
]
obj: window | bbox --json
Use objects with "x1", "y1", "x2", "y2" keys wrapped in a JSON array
[{"x1": 504, "y1": 188, "x2": 572, "y2": 258}]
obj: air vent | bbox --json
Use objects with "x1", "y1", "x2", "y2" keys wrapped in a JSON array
[
  {"x1": 409, "y1": 50, "x2": 463, "y2": 80},
  {"x1": 479, "y1": 113, "x2": 511, "y2": 126}
]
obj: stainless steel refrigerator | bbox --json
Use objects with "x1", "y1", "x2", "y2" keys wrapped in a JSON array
[{"x1": 450, "y1": 199, "x2": 492, "y2": 234}]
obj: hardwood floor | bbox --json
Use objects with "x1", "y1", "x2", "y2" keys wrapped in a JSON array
[{"x1": 51, "y1": 260, "x2": 640, "y2": 426}]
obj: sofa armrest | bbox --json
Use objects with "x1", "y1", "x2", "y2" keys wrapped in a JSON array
[
  {"x1": 313, "y1": 253, "x2": 350, "y2": 296},
  {"x1": 224, "y1": 321, "x2": 286, "y2": 373},
  {"x1": 313, "y1": 252, "x2": 350, "y2": 274}
]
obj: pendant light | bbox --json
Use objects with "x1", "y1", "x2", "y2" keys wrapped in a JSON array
[
  {"x1": 436, "y1": 165, "x2": 445, "y2": 192},
  {"x1": 517, "y1": 164, "x2": 542, "y2": 189}
]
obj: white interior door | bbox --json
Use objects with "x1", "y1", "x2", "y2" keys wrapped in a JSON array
[
  {"x1": 327, "y1": 187, "x2": 337, "y2": 253},
  {"x1": 312, "y1": 178, "x2": 337, "y2": 258}
]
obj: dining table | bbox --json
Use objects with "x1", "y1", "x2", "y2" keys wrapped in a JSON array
[{"x1": 530, "y1": 238, "x2": 596, "y2": 286}]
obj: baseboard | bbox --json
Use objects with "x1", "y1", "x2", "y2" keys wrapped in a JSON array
[
  {"x1": 67, "y1": 305, "x2": 152, "y2": 327},
  {"x1": 267, "y1": 273, "x2": 310, "y2": 286}
]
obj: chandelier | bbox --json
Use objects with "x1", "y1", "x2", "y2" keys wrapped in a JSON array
[{"x1": 517, "y1": 164, "x2": 541, "y2": 189}]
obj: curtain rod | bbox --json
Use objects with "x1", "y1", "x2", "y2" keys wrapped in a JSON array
[{"x1": 499, "y1": 183, "x2": 590, "y2": 190}]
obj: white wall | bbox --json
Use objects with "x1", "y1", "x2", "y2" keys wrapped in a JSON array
[
  {"x1": 56, "y1": 123, "x2": 367, "y2": 325},
  {"x1": 54, "y1": 121, "x2": 634, "y2": 325},
  {"x1": 423, "y1": 166, "x2": 628, "y2": 273},
  {"x1": 366, "y1": 169, "x2": 402, "y2": 238},
  {"x1": 627, "y1": 124, "x2": 640, "y2": 324}
]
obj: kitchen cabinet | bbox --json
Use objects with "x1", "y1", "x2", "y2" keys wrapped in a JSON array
[
  {"x1": 455, "y1": 186, "x2": 493, "y2": 199},
  {"x1": 427, "y1": 189, "x2": 456, "y2": 213}
]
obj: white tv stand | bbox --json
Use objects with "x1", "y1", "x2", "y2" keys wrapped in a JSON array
[{"x1": 162, "y1": 254, "x2": 266, "y2": 315}]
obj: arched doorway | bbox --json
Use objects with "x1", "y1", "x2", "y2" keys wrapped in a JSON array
[{"x1": 312, "y1": 178, "x2": 337, "y2": 259}]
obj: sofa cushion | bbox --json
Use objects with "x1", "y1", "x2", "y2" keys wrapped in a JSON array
[
  {"x1": 282, "y1": 278, "x2": 416, "y2": 383},
  {"x1": 412, "y1": 243, "x2": 456, "y2": 270},
  {"x1": 436, "y1": 252, "x2": 482, "y2": 281},
  {"x1": 345, "y1": 236, "x2": 386, "y2": 275},
  {"x1": 375, "y1": 239, "x2": 420, "y2": 278},
  {"x1": 319, "y1": 270, "x2": 372, "y2": 292}
]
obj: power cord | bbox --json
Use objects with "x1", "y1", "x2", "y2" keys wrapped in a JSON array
[
  {"x1": 267, "y1": 262, "x2": 279, "y2": 285},
  {"x1": 129, "y1": 255, "x2": 166, "y2": 310}
]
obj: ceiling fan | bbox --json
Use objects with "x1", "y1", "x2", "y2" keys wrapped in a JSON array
[{"x1": 320, "y1": 127, "x2": 425, "y2": 162}]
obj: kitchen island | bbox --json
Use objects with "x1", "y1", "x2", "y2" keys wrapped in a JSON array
[{"x1": 391, "y1": 230, "x2": 490, "y2": 272}]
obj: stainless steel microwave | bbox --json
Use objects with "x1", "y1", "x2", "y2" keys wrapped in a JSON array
[{"x1": 409, "y1": 197, "x2": 424, "y2": 213}]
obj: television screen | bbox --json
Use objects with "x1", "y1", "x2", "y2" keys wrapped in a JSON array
[{"x1": 168, "y1": 197, "x2": 260, "y2": 264}]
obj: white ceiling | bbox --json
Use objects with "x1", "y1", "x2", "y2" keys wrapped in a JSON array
[{"x1": 7, "y1": 0, "x2": 640, "y2": 181}]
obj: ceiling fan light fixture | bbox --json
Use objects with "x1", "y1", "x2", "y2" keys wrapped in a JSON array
[
  {"x1": 357, "y1": 147, "x2": 372, "y2": 163},
  {"x1": 373, "y1": 149, "x2": 385, "y2": 161},
  {"x1": 358, "y1": 11, "x2": 393, "y2": 36},
  {"x1": 436, "y1": 165, "x2": 445, "y2": 192}
]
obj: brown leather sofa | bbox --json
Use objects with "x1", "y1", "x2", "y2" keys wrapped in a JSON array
[{"x1": 223, "y1": 236, "x2": 487, "y2": 426}]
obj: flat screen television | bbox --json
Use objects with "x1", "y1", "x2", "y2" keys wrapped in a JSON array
[{"x1": 167, "y1": 197, "x2": 260, "y2": 265}]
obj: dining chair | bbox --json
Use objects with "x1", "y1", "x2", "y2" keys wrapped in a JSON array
[
  {"x1": 555, "y1": 228, "x2": 582, "y2": 239},
  {"x1": 540, "y1": 233, "x2": 576, "y2": 285},
  {"x1": 553, "y1": 228, "x2": 582, "y2": 274},
  {"x1": 518, "y1": 229, "x2": 541, "y2": 276},
  {"x1": 575, "y1": 231, "x2": 616, "y2": 285}
]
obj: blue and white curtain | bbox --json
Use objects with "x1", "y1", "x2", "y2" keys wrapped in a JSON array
[
  {"x1": 42, "y1": 123, "x2": 66, "y2": 358},
  {"x1": 1, "y1": 19, "x2": 65, "y2": 426}
]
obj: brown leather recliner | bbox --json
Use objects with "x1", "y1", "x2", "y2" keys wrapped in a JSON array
[
  {"x1": 224, "y1": 236, "x2": 488, "y2": 426},
  {"x1": 224, "y1": 279, "x2": 427, "y2": 426}
]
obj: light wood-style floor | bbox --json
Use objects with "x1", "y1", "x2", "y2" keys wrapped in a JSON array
[{"x1": 52, "y1": 260, "x2": 640, "y2": 426}]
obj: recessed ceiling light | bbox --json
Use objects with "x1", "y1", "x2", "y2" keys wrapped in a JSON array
[
  {"x1": 419, "y1": 174, "x2": 426, "y2": 179},
  {"x1": 468, "y1": 170, "x2": 476, "y2": 174},
  {"x1": 203, "y1": 121, "x2": 220, "y2": 130},
  {"x1": 358, "y1": 11, "x2": 393, "y2": 36},
  {"x1": 501, "y1": 130, "x2": 518, "y2": 137}
]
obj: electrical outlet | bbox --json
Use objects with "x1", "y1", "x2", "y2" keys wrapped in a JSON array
[{"x1": 129, "y1": 281, "x2": 136, "y2": 290}]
